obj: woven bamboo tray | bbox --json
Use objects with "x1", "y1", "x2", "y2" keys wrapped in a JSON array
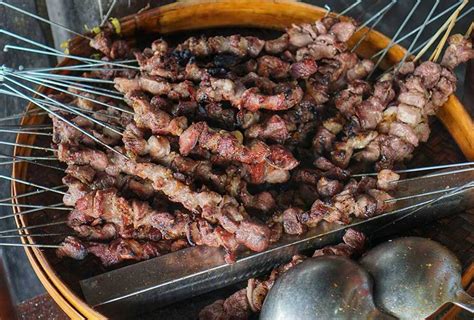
[{"x1": 9, "y1": 1, "x2": 474, "y2": 318}]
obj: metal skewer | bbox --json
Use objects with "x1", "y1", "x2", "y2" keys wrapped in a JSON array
[
  {"x1": 351, "y1": 0, "x2": 397, "y2": 52},
  {"x1": 0, "y1": 203, "x2": 70, "y2": 210},
  {"x1": 0, "y1": 221, "x2": 67, "y2": 234},
  {"x1": 394, "y1": 0, "x2": 440, "y2": 73},
  {"x1": 0, "y1": 233, "x2": 64, "y2": 238},
  {"x1": 0, "y1": 243, "x2": 62, "y2": 249},
  {"x1": 0, "y1": 203, "x2": 68, "y2": 221},
  {"x1": 6, "y1": 71, "x2": 128, "y2": 132},
  {"x1": 0, "y1": 1, "x2": 93, "y2": 41},
  {"x1": 0, "y1": 174, "x2": 67, "y2": 195},
  {"x1": 0, "y1": 152, "x2": 64, "y2": 171},
  {"x1": 368, "y1": 0, "x2": 421, "y2": 78},
  {"x1": 0, "y1": 140, "x2": 55, "y2": 152},
  {"x1": 356, "y1": 0, "x2": 398, "y2": 32},
  {"x1": 352, "y1": 161, "x2": 474, "y2": 177},
  {"x1": 370, "y1": 0, "x2": 466, "y2": 58},
  {"x1": 0, "y1": 80, "x2": 128, "y2": 158},
  {"x1": 2, "y1": 72, "x2": 133, "y2": 115},
  {"x1": 3, "y1": 45, "x2": 139, "y2": 70}
]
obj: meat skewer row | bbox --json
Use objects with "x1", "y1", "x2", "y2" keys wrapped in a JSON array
[
  {"x1": 122, "y1": 122, "x2": 276, "y2": 211},
  {"x1": 271, "y1": 169, "x2": 398, "y2": 238},
  {"x1": 57, "y1": 235, "x2": 188, "y2": 267},
  {"x1": 66, "y1": 188, "x2": 186, "y2": 242},
  {"x1": 62, "y1": 164, "x2": 155, "y2": 206},
  {"x1": 175, "y1": 17, "x2": 355, "y2": 60},
  {"x1": 199, "y1": 229, "x2": 366, "y2": 320},
  {"x1": 314, "y1": 35, "x2": 474, "y2": 171},
  {"x1": 59, "y1": 139, "x2": 396, "y2": 248},
  {"x1": 130, "y1": 16, "x2": 355, "y2": 83},
  {"x1": 57, "y1": 143, "x2": 272, "y2": 256}
]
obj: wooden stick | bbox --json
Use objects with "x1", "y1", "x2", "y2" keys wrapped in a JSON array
[
  {"x1": 429, "y1": 0, "x2": 468, "y2": 62},
  {"x1": 414, "y1": 0, "x2": 468, "y2": 62}
]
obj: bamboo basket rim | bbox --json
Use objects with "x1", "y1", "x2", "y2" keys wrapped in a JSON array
[{"x1": 10, "y1": 1, "x2": 474, "y2": 319}]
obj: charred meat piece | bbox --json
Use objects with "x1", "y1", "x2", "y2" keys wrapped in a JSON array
[
  {"x1": 57, "y1": 236, "x2": 171, "y2": 267},
  {"x1": 179, "y1": 121, "x2": 271, "y2": 164}
]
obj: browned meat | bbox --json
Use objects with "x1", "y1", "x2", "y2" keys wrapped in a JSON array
[
  {"x1": 62, "y1": 175, "x2": 89, "y2": 206},
  {"x1": 239, "y1": 84, "x2": 304, "y2": 111},
  {"x1": 66, "y1": 188, "x2": 184, "y2": 241},
  {"x1": 57, "y1": 236, "x2": 88, "y2": 260},
  {"x1": 376, "y1": 169, "x2": 400, "y2": 191},
  {"x1": 57, "y1": 236, "x2": 171, "y2": 267},
  {"x1": 282, "y1": 207, "x2": 307, "y2": 235},
  {"x1": 57, "y1": 144, "x2": 109, "y2": 171},
  {"x1": 441, "y1": 34, "x2": 474, "y2": 70},
  {"x1": 346, "y1": 59, "x2": 374, "y2": 82},
  {"x1": 245, "y1": 115, "x2": 291, "y2": 143},
  {"x1": 256, "y1": 55, "x2": 290, "y2": 79},
  {"x1": 317, "y1": 177, "x2": 343, "y2": 197},
  {"x1": 235, "y1": 220, "x2": 271, "y2": 252},
  {"x1": 413, "y1": 61, "x2": 442, "y2": 88},
  {"x1": 264, "y1": 33, "x2": 289, "y2": 54},
  {"x1": 290, "y1": 58, "x2": 318, "y2": 79},
  {"x1": 313, "y1": 228, "x2": 366, "y2": 257},
  {"x1": 329, "y1": 21, "x2": 357, "y2": 42},
  {"x1": 177, "y1": 35, "x2": 264, "y2": 58},
  {"x1": 179, "y1": 122, "x2": 270, "y2": 164},
  {"x1": 124, "y1": 90, "x2": 187, "y2": 136}
]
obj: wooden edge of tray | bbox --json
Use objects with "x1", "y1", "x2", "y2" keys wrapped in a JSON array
[{"x1": 9, "y1": 0, "x2": 474, "y2": 318}]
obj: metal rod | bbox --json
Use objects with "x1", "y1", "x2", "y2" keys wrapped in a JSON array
[
  {"x1": 0, "y1": 203, "x2": 70, "y2": 210},
  {"x1": 22, "y1": 71, "x2": 115, "y2": 84},
  {"x1": 356, "y1": 0, "x2": 398, "y2": 31},
  {"x1": 1, "y1": 79, "x2": 128, "y2": 158},
  {"x1": 101, "y1": 0, "x2": 118, "y2": 26},
  {"x1": 0, "y1": 152, "x2": 64, "y2": 172},
  {"x1": 0, "y1": 203, "x2": 69, "y2": 221},
  {"x1": 0, "y1": 128, "x2": 52, "y2": 136},
  {"x1": 24, "y1": 75, "x2": 125, "y2": 101},
  {"x1": 0, "y1": 174, "x2": 67, "y2": 195},
  {"x1": 0, "y1": 233, "x2": 64, "y2": 238},
  {"x1": 387, "y1": 186, "x2": 461, "y2": 203},
  {"x1": 337, "y1": 0, "x2": 362, "y2": 17},
  {"x1": 0, "y1": 140, "x2": 55, "y2": 152},
  {"x1": 0, "y1": 186, "x2": 66, "y2": 203},
  {"x1": 368, "y1": 0, "x2": 421, "y2": 78},
  {"x1": 0, "y1": 221, "x2": 67, "y2": 234},
  {"x1": 352, "y1": 0, "x2": 396, "y2": 52},
  {"x1": 0, "y1": 89, "x2": 122, "y2": 121},
  {"x1": 0, "y1": 28, "x2": 63, "y2": 54},
  {"x1": 394, "y1": 0, "x2": 440, "y2": 73},
  {"x1": 3, "y1": 45, "x2": 139, "y2": 70},
  {"x1": 7, "y1": 74, "x2": 125, "y2": 135},
  {"x1": 393, "y1": 167, "x2": 474, "y2": 184},
  {"x1": 17, "y1": 60, "x2": 137, "y2": 73},
  {"x1": 4, "y1": 72, "x2": 132, "y2": 115},
  {"x1": 374, "y1": 181, "x2": 474, "y2": 234},
  {"x1": 0, "y1": 243, "x2": 61, "y2": 249},
  {"x1": 351, "y1": 161, "x2": 474, "y2": 177},
  {"x1": 0, "y1": 155, "x2": 57, "y2": 161},
  {"x1": 0, "y1": 1, "x2": 93, "y2": 41},
  {"x1": 370, "y1": 0, "x2": 465, "y2": 59},
  {"x1": 15, "y1": 72, "x2": 125, "y2": 103}
]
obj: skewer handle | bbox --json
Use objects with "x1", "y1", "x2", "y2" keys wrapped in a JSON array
[{"x1": 453, "y1": 290, "x2": 474, "y2": 313}]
